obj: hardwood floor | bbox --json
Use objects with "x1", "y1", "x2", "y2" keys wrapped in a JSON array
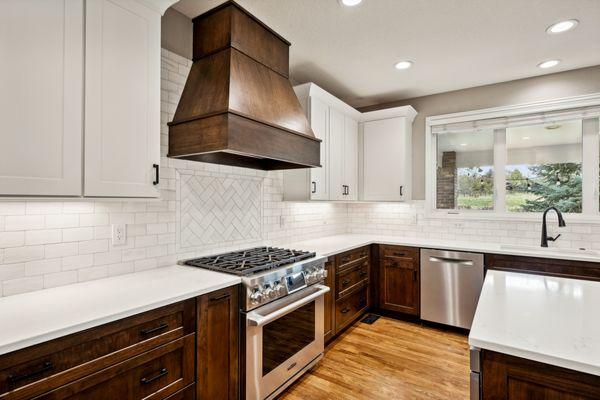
[{"x1": 279, "y1": 316, "x2": 470, "y2": 400}]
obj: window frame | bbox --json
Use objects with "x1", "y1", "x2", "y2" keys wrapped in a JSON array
[{"x1": 425, "y1": 92, "x2": 600, "y2": 222}]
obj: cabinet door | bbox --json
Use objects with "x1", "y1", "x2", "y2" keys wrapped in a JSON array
[
  {"x1": 329, "y1": 108, "x2": 345, "y2": 201},
  {"x1": 0, "y1": 0, "x2": 83, "y2": 196},
  {"x1": 308, "y1": 97, "x2": 329, "y2": 200},
  {"x1": 363, "y1": 117, "x2": 407, "y2": 201},
  {"x1": 379, "y1": 246, "x2": 419, "y2": 315},
  {"x1": 344, "y1": 116, "x2": 359, "y2": 200},
  {"x1": 197, "y1": 286, "x2": 239, "y2": 400},
  {"x1": 84, "y1": 0, "x2": 160, "y2": 197},
  {"x1": 323, "y1": 258, "x2": 335, "y2": 343}
]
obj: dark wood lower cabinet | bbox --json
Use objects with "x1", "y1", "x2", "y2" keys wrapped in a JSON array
[
  {"x1": 323, "y1": 257, "x2": 335, "y2": 343},
  {"x1": 481, "y1": 350, "x2": 600, "y2": 399},
  {"x1": 377, "y1": 245, "x2": 420, "y2": 316},
  {"x1": 197, "y1": 285, "x2": 239, "y2": 400},
  {"x1": 1, "y1": 285, "x2": 241, "y2": 400},
  {"x1": 486, "y1": 253, "x2": 600, "y2": 281}
]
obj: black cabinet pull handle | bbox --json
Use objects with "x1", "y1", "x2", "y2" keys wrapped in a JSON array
[
  {"x1": 390, "y1": 262, "x2": 399, "y2": 268},
  {"x1": 393, "y1": 252, "x2": 405, "y2": 257},
  {"x1": 8, "y1": 361, "x2": 53, "y2": 383},
  {"x1": 399, "y1": 185, "x2": 403, "y2": 196},
  {"x1": 413, "y1": 270, "x2": 418, "y2": 282},
  {"x1": 341, "y1": 307, "x2": 350, "y2": 314},
  {"x1": 342, "y1": 279, "x2": 351, "y2": 285},
  {"x1": 141, "y1": 367, "x2": 168, "y2": 385},
  {"x1": 140, "y1": 323, "x2": 168, "y2": 336},
  {"x1": 359, "y1": 270, "x2": 367, "y2": 277},
  {"x1": 341, "y1": 256, "x2": 350, "y2": 263},
  {"x1": 311, "y1": 181, "x2": 316, "y2": 194},
  {"x1": 209, "y1": 293, "x2": 231, "y2": 302},
  {"x1": 153, "y1": 164, "x2": 159, "y2": 185}
]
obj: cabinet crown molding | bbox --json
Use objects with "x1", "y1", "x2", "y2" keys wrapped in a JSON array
[{"x1": 293, "y1": 82, "x2": 417, "y2": 123}]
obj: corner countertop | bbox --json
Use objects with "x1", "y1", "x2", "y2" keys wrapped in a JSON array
[
  {"x1": 285, "y1": 234, "x2": 600, "y2": 263},
  {"x1": 0, "y1": 266, "x2": 240, "y2": 356},
  {"x1": 469, "y1": 270, "x2": 600, "y2": 376}
]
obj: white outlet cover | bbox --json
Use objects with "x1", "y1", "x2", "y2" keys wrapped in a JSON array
[{"x1": 112, "y1": 224, "x2": 127, "y2": 246}]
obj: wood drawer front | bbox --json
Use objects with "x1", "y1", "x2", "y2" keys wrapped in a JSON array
[
  {"x1": 380, "y1": 245, "x2": 418, "y2": 261},
  {"x1": 32, "y1": 335, "x2": 195, "y2": 400},
  {"x1": 336, "y1": 246, "x2": 370, "y2": 272},
  {"x1": 0, "y1": 299, "x2": 195, "y2": 400},
  {"x1": 164, "y1": 384, "x2": 195, "y2": 400},
  {"x1": 382, "y1": 257, "x2": 416, "y2": 271},
  {"x1": 335, "y1": 283, "x2": 368, "y2": 332},
  {"x1": 336, "y1": 260, "x2": 369, "y2": 299}
]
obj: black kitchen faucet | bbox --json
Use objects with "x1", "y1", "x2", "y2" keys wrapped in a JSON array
[{"x1": 541, "y1": 207, "x2": 566, "y2": 247}]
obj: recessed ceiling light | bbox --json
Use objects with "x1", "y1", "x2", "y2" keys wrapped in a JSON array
[
  {"x1": 339, "y1": 0, "x2": 362, "y2": 6},
  {"x1": 460, "y1": 143, "x2": 468, "y2": 146},
  {"x1": 546, "y1": 19, "x2": 579, "y2": 34},
  {"x1": 394, "y1": 60, "x2": 413, "y2": 70},
  {"x1": 537, "y1": 59, "x2": 560, "y2": 69},
  {"x1": 522, "y1": 136, "x2": 531, "y2": 140},
  {"x1": 545, "y1": 124, "x2": 562, "y2": 130}
]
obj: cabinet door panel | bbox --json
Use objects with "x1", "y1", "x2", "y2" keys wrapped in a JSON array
[
  {"x1": 344, "y1": 117, "x2": 358, "y2": 200},
  {"x1": 329, "y1": 108, "x2": 345, "y2": 201},
  {"x1": 308, "y1": 97, "x2": 329, "y2": 200},
  {"x1": 0, "y1": 0, "x2": 83, "y2": 196},
  {"x1": 84, "y1": 0, "x2": 160, "y2": 197},
  {"x1": 363, "y1": 117, "x2": 406, "y2": 201}
]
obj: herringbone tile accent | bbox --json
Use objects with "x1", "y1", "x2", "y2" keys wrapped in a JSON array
[{"x1": 180, "y1": 174, "x2": 262, "y2": 247}]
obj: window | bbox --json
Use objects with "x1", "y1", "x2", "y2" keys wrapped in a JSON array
[
  {"x1": 436, "y1": 129, "x2": 494, "y2": 210},
  {"x1": 506, "y1": 120, "x2": 582, "y2": 213},
  {"x1": 427, "y1": 97, "x2": 600, "y2": 218}
]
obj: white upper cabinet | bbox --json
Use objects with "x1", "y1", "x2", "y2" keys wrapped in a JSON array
[
  {"x1": 84, "y1": 0, "x2": 161, "y2": 197},
  {"x1": 343, "y1": 116, "x2": 359, "y2": 200},
  {"x1": 283, "y1": 83, "x2": 362, "y2": 202},
  {"x1": 329, "y1": 108, "x2": 345, "y2": 200},
  {"x1": 309, "y1": 97, "x2": 330, "y2": 200},
  {"x1": 0, "y1": 0, "x2": 84, "y2": 196},
  {"x1": 361, "y1": 113, "x2": 414, "y2": 201}
]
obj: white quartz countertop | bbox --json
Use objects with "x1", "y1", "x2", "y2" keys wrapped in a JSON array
[
  {"x1": 469, "y1": 270, "x2": 600, "y2": 376},
  {"x1": 285, "y1": 234, "x2": 600, "y2": 263},
  {"x1": 0, "y1": 266, "x2": 240, "y2": 355}
]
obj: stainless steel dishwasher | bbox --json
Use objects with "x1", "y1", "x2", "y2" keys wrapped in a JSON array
[{"x1": 420, "y1": 249, "x2": 484, "y2": 329}]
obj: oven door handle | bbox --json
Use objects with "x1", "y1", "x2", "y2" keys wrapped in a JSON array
[{"x1": 247, "y1": 284, "x2": 330, "y2": 327}]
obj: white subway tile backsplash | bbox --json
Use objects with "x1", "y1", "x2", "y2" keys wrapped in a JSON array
[
  {"x1": 4, "y1": 246, "x2": 44, "y2": 264},
  {"x1": 2, "y1": 276, "x2": 44, "y2": 296},
  {"x1": 0, "y1": 232, "x2": 25, "y2": 248},
  {"x1": 62, "y1": 227, "x2": 94, "y2": 242},
  {"x1": 44, "y1": 271, "x2": 78, "y2": 289},
  {"x1": 25, "y1": 229, "x2": 62, "y2": 245},
  {"x1": 25, "y1": 259, "x2": 62, "y2": 276},
  {"x1": 5, "y1": 215, "x2": 45, "y2": 231},
  {"x1": 62, "y1": 254, "x2": 94, "y2": 271},
  {"x1": 78, "y1": 265, "x2": 108, "y2": 282},
  {"x1": 78, "y1": 240, "x2": 109, "y2": 255},
  {"x1": 45, "y1": 242, "x2": 78, "y2": 259}
]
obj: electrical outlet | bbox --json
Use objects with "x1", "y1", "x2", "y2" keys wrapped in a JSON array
[{"x1": 112, "y1": 224, "x2": 127, "y2": 246}]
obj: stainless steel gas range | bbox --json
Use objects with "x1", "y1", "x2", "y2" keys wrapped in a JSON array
[{"x1": 182, "y1": 247, "x2": 329, "y2": 400}]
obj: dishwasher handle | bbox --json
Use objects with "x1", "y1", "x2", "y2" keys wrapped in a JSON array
[{"x1": 428, "y1": 256, "x2": 474, "y2": 266}]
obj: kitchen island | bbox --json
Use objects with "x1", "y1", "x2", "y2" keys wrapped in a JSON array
[{"x1": 469, "y1": 270, "x2": 600, "y2": 399}]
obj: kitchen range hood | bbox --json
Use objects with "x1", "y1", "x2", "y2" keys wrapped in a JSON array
[{"x1": 168, "y1": 1, "x2": 321, "y2": 170}]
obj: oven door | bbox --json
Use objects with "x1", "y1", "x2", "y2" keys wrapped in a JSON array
[{"x1": 245, "y1": 284, "x2": 330, "y2": 400}]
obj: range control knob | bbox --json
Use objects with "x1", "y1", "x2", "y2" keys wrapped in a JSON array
[
  {"x1": 274, "y1": 281, "x2": 286, "y2": 295},
  {"x1": 263, "y1": 285, "x2": 275, "y2": 299},
  {"x1": 250, "y1": 289, "x2": 263, "y2": 304}
]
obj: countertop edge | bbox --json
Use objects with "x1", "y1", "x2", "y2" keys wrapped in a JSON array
[
  {"x1": 0, "y1": 279, "x2": 239, "y2": 356},
  {"x1": 468, "y1": 337, "x2": 600, "y2": 377}
]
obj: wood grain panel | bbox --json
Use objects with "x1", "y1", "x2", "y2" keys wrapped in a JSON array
[
  {"x1": 481, "y1": 350, "x2": 600, "y2": 399},
  {"x1": 486, "y1": 253, "x2": 600, "y2": 281}
]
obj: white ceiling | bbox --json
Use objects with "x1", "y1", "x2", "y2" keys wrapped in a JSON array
[{"x1": 172, "y1": 0, "x2": 600, "y2": 108}]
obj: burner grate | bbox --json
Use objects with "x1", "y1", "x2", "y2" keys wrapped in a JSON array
[{"x1": 184, "y1": 247, "x2": 316, "y2": 276}]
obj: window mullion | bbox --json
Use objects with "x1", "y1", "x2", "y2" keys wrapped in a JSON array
[
  {"x1": 493, "y1": 128, "x2": 507, "y2": 213},
  {"x1": 582, "y1": 118, "x2": 600, "y2": 215}
]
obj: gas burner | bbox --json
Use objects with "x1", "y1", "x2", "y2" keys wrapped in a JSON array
[{"x1": 183, "y1": 247, "x2": 316, "y2": 276}]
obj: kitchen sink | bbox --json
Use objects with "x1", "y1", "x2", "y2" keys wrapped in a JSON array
[{"x1": 499, "y1": 244, "x2": 600, "y2": 257}]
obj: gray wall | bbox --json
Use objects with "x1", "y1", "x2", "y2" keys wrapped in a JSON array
[
  {"x1": 161, "y1": 8, "x2": 193, "y2": 60},
  {"x1": 360, "y1": 65, "x2": 600, "y2": 200}
]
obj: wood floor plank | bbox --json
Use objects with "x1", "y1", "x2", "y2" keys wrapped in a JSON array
[{"x1": 278, "y1": 317, "x2": 470, "y2": 400}]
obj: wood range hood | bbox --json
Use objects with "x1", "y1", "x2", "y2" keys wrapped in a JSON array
[{"x1": 168, "y1": 1, "x2": 321, "y2": 170}]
